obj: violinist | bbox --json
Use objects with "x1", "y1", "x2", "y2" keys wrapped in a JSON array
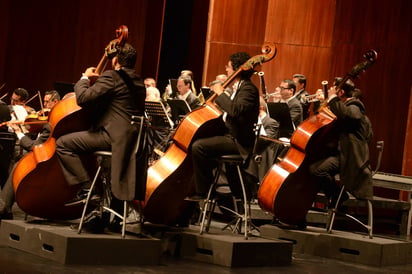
[
  {"x1": 309, "y1": 78, "x2": 373, "y2": 211},
  {"x1": 55, "y1": 42, "x2": 146, "y2": 233},
  {"x1": 10, "y1": 88, "x2": 35, "y2": 115},
  {"x1": 0, "y1": 90, "x2": 60, "y2": 221}
]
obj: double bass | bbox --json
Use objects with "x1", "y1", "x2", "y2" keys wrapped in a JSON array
[
  {"x1": 257, "y1": 50, "x2": 378, "y2": 225},
  {"x1": 12, "y1": 26, "x2": 128, "y2": 219},
  {"x1": 141, "y1": 43, "x2": 277, "y2": 225}
]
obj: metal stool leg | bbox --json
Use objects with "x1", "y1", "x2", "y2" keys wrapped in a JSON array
[
  {"x1": 78, "y1": 165, "x2": 101, "y2": 234},
  {"x1": 327, "y1": 186, "x2": 373, "y2": 239}
]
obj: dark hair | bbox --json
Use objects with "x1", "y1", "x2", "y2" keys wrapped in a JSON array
[
  {"x1": 282, "y1": 79, "x2": 297, "y2": 94},
  {"x1": 178, "y1": 75, "x2": 192, "y2": 86},
  {"x1": 45, "y1": 90, "x2": 60, "y2": 101},
  {"x1": 116, "y1": 43, "x2": 137, "y2": 68},
  {"x1": 334, "y1": 77, "x2": 355, "y2": 96},
  {"x1": 13, "y1": 88, "x2": 29, "y2": 101},
  {"x1": 229, "y1": 52, "x2": 254, "y2": 79},
  {"x1": 293, "y1": 73, "x2": 306, "y2": 88}
]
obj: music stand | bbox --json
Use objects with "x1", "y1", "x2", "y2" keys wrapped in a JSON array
[
  {"x1": 167, "y1": 99, "x2": 191, "y2": 124},
  {"x1": 145, "y1": 101, "x2": 174, "y2": 129},
  {"x1": 267, "y1": 102, "x2": 294, "y2": 138},
  {"x1": 200, "y1": 87, "x2": 212, "y2": 100},
  {"x1": 168, "y1": 79, "x2": 178, "y2": 98},
  {"x1": 54, "y1": 81, "x2": 75, "y2": 98}
]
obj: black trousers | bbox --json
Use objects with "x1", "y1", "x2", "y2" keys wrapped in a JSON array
[
  {"x1": 56, "y1": 129, "x2": 111, "y2": 186},
  {"x1": 309, "y1": 155, "x2": 341, "y2": 200},
  {"x1": 191, "y1": 135, "x2": 239, "y2": 195}
]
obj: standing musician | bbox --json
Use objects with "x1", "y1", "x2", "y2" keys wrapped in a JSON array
[
  {"x1": 55, "y1": 42, "x2": 147, "y2": 232},
  {"x1": 0, "y1": 90, "x2": 60, "y2": 221},
  {"x1": 309, "y1": 77, "x2": 373, "y2": 209},
  {"x1": 188, "y1": 52, "x2": 260, "y2": 200}
]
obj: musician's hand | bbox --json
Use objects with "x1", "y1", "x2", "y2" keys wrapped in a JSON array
[
  {"x1": 82, "y1": 67, "x2": 99, "y2": 82},
  {"x1": 211, "y1": 82, "x2": 224, "y2": 95},
  {"x1": 9, "y1": 123, "x2": 21, "y2": 134}
]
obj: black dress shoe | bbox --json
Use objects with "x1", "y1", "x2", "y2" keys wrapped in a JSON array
[
  {"x1": 65, "y1": 189, "x2": 100, "y2": 206},
  {"x1": 185, "y1": 194, "x2": 207, "y2": 201},
  {"x1": 107, "y1": 220, "x2": 122, "y2": 233},
  {"x1": 82, "y1": 216, "x2": 106, "y2": 234},
  {"x1": 0, "y1": 211, "x2": 13, "y2": 220}
]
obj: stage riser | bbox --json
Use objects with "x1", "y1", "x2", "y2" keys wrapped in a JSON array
[
  {"x1": 0, "y1": 220, "x2": 162, "y2": 265},
  {"x1": 174, "y1": 230, "x2": 293, "y2": 267},
  {"x1": 259, "y1": 224, "x2": 412, "y2": 266}
]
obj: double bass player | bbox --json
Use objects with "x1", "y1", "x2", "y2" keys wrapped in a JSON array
[
  {"x1": 309, "y1": 78, "x2": 373, "y2": 212},
  {"x1": 55, "y1": 42, "x2": 147, "y2": 233}
]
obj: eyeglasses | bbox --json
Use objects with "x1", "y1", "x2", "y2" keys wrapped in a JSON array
[{"x1": 279, "y1": 86, "x2": 290, "y2": 90}]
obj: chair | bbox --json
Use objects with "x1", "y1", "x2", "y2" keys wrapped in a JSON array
[
  {"x1": 326, "y1": 141, "x2": 384, "y2": 239},
  {"x1": 0, "y1": 132, "x2": 17, "y2": 188},
  {"x1": 78, "y1": 115, "x2": 148, "y2": 238},
  {"x1": 199, "y1": 124, "x2": 261, "y2": 240}
]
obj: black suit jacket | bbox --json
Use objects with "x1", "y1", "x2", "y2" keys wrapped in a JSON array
[{"x1": 75, "y1": 68, "x2": 147, "y2": 200}]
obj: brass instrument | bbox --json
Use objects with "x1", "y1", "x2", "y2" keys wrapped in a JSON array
[{"x1": 301, "y1": 80, "x2": 328, "y2": 103}]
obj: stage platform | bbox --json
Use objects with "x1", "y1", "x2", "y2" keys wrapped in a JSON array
[
  {"x1": 259, "y1": 224, "x2": 412, "y2": 267},
  {"x1": 174, "y1": 228, "x2": 293, "y2": 267},
  {"x1": 0, "y1": 220, "x2": 162, "y2": 265}
]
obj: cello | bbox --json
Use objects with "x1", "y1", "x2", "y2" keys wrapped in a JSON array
[
  {"x1": 141, "y1": 43, "x2": 277, "y2": 225},
  {"x1": 12, "y1": 26, "x2": 129, "y2": 220},
  {"x1": 257, "y1": 50, "x2": 378, "y2": 225}
]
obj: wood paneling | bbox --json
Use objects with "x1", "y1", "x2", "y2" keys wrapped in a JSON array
[{"x1": 203, "y1": 0, "x2": 268, "y2": 86}]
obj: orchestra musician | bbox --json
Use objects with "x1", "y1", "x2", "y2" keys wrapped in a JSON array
[
  {"x1": 309, "y1": 77, "x2": 373, "y2": 210},
  {"x1": 10, "y1": 88, "x2": 35, "y2": 115},
  {"x1": 174, "y1": 75, "x2": 202, "y2": 110},
  {"x1": 292, "y1": 74, "x2": 311, "y2": 120},
  {"x1": 188, "y1": 52, "x2": 260, "y2": 200},
  {"x1": 55, "y1": 42, "x2": 147, "y2": 233},
  {"x1": 0, "y1": 99, "x2": 11, "y2": 130},
  {"x1": 0, "y1": 90, "x2": 60, "y2": 221},
  {"x1": 279, "y1": 79, "x2": 303, "y2": 129}
]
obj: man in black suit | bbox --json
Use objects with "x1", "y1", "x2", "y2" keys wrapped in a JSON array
[
  {"x1": 309, "y1": 77, "x2": 373, "y2": 206},
  {"x1": 189, "y1": 52, "x2": 259, "y2": 199},
  {"x1": 56, "y1": 43, "x2": 147, "y2": 220},
  {"x1": 293, "y1": 73, "x2": 311, "y2": 120},
  {"x1": 174, "y1": 75, "x2": 201, "y2": 110},
  {"x1": 279, "y1": 79, "x2": 303, "y2": 130}
]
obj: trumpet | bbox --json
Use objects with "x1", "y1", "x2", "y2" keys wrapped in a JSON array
[{"x1": 301, "y1": 80, "x2": 328, "y2": 103}]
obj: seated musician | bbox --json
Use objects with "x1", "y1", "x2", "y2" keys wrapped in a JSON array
[
  {"x1": 10, "y1": 88, "x2": 35, "y2": 115},
  {"x1": 309, "y1": 78, "x2": 373, "y2": 209},
  {"x1": 279, "y1": 79, "x2": 303, "y2": 129},
  {"x1": 0, "y1": 90, "x2": 60, "y2": 221},
  {"x1": 174, "y1": 75, "x2": 201, "y2": 110},
  {"x1": 255, "y1": 96, "x2": 280, "y2": 181},
  {"x1": 55, "y1": 42, "x2": 147, "y2": 233},
  {"x1": 188, "y1": 52, "x2": 260, "y2": 200},
  {"x1": 0, "y1": 99, "x2": 11, "y2": 131}
]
